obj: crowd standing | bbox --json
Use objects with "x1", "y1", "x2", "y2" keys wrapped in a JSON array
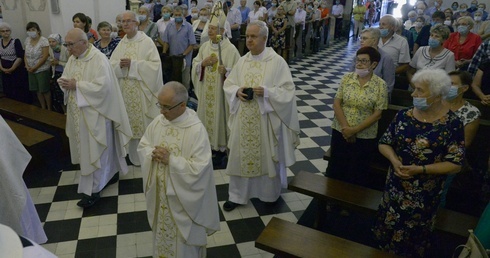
[{"x1": 1, "y1": 0, "x2": 490, "y2": 257}]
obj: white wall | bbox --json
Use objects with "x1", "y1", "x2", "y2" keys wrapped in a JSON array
[{"x1": 2, "y1": 0, "x2": 125, "y2": 42}]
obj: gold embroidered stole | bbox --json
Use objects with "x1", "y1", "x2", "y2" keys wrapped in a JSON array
[
  {"x1": 154, "y1": 125, "x2": 183, "y2": 258},
  {"x1": 66, "y1": 60, "x2": 85, "y2": 159},
  {"x1": 203, "y1": 52, "x2": 219, "y2": 143},
  {"x1": 239, "y1": 60, "x2": 265, "y2": 176},
  {"x1": 119, "y1": 41, "x2": 145, "y2": 138}
]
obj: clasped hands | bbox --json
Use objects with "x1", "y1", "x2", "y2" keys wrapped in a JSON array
[
  {"x1": 152, "y1": 146, "x2": 170, "y2": 165},
  {"x1": 58, "y1": 77, "x2": 77, "y2": 90},
  {"x1": 202, "y1": 55, "x2": 226, "y2": 75},
  {"x1": 236, "y1": 86, "x2": 264, "y2": 101},
  {"x1": 391, "y1": 159, "x2": 423, "y2": 179},
  {"x1": 119, "y1": 58, "x2": 131, "y2": 69},
  {"x1": 481, "y1": 95, "x2": 490, "y2": 106},
  {"x1": 341, "y1": 126, "x2": 357, "y2": 143}
]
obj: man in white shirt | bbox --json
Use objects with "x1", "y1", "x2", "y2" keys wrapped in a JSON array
[
  {"x1": 224, "y1": 0, "x2": 242, "y2": 48},
  {"x1": 332, "y1": 0, "x2": 344, "y2": 39}
]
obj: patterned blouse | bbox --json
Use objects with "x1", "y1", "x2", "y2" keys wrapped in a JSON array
[
  {"x1": 93, "y1": 38, "x2": 121, "y2": 59},
  {"x1": 24, "y1": 36, "x2": 50, "y2": 73},
  {"x1": 454, "y1": 101, "x2": 480, "y2": 126},
  {"x1": 332, "y1": 72, "x2": 388, "y2": 139}
]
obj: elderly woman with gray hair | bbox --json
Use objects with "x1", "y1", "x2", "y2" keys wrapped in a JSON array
[
  {"x1": 443, "y1": 16, "x2": 482, "y2": 70},
  {"x1": 47, "y1": 33, "x2": 69, "y2": 113},
  {"x1": 373, "y1": 69, "x2": 465, "y2": 257},
  {"x1": 0, "y1": 22, "x2": 30, "y2": 103}
]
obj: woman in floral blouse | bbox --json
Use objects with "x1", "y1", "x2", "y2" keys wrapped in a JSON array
[
  {"x1": 325, "y1": 46, "x2": 388, "y2": 187},
  {"x1": 373, "y1": 69, "x2": 465, "y2": 257}
]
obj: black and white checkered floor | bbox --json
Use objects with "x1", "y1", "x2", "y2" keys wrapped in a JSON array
[{"x1": 29, "y1": 39, "x2": 358, "y2": 257}]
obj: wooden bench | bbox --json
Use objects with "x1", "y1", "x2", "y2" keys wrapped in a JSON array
[
  {"x1": 288, "y1": 171, "x2": 479, "y2": 238},
  {"x1": 255, "y1": 217, "x2": 398, "y2": 258},
  {"x1": 0, "y1": 98, "x2": 69, "y2": 156},
  {"x1": 5, "y1": 119, "x2": 54, "y2": 148}
]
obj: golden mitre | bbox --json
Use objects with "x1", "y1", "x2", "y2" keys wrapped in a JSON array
[{"x1": 209, "y1": 11, "x2": 226, "y2": 29}]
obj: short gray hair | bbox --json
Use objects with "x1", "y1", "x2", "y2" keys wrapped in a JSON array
[
  {"x1": 121, "y1": 10, "x2": 137, "y2": 21},
  {"x1": 456, "y1": 16, "x2": 474, "y2": 28},
  {"x1": 248, "y1": 20, "x2": 269, "y2": 38},
  {"x1": 160, "y1": 81, "x2": 189, "y2": 103},
  {"x1": 0, "y1": 22, "x2": 11, "y2": 30},
  {"x1": 174, "y1": 6, "x2": 184, "y2": 14},
  {"x1": 430, "y1": 24, "x2": 450, "y2": 40},
  {"x1": 412, "y1": 69, "x2": 451, "y2": 97},
  {"x1": 362, "y1": 27, "x2": 381, "y2": 41},
  {"x1": 139, "y1": 6, "x2": 150, "y2": 14},
  {"x1": 381, "y1": 14, "x2": 397, "y2": 28},
  {"x1": 408, "y1": 10, "x2": 417, "y2": 17}
]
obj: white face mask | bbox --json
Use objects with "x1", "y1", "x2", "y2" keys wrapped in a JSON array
[
  {"x1": 474, "y1": 16, "x2": 482, "y2": 21},
  {"x1": 200, "y1": 16, "x2": 208, "y2": 22},
  {"x1": 27, "y1": 31, "x2": 37, "y2": 38},
  {"x1": 444, "y1": 20, "x2": 452, "y2": 25},
  {"x1": 191, "y1": 13, "x2": 198, "y2": 19}
]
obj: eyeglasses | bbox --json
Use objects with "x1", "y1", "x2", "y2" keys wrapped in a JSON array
[
  {"x1": 355, "y1": 58, "x2": 371, "y2": 65},
  {"x1": 156, "y1": 101, "x2": 183, "y2": 111},
  {"x1": 62, "y1": 40, "x2": 83, "y2": 48},
  {"x1": 0, "y1": 30, "x2": 11, "y2": 32},
  {"x1": 121, "y1": 20, "x2": 136, "y2": 24}
]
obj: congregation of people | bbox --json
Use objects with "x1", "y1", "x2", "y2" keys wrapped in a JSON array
[{"x1": 1, "y1": 0, "x2": 490, "y2": 257}]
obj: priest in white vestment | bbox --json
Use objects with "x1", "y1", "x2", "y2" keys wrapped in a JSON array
[
  {"x1": 110, "y1": 11, "x2": 162, "y2": 166},
  {"x1": 191, "y1": 11, "x2": 240, "y2": 163},
  {"x1": 222, "y1": 21, "x2": 301, "y2": 212},
  {"x1": 138, "y1": 82, "x2": 220, "y2": 258},
  {"x1": 59, "y1": 28, "x2": 133, "y2": 208},
  {"x1": 0, "y1": 115, "x2": 47, "y2": 244}
]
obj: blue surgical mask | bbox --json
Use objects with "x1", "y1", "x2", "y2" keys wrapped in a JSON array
[
  {"x1": 379, "y1": 28, "x2": 389, "y2": 37},
  {"x1": 457, "y1": 25, "x2": 469, "y2": 35},
  {"x1": 163, "y1": 13, "x2": 171, "y2": 19},
  {"x1": 138, "y1": 14, "x2": 147, "y2": 21},
  {"x1": 430, "y1": 21, "x2": 440, "y2": 26},
  {"x1": 410, "y1": 17, "x2": 416, "y2": 23},
  {"x1": 471, "y1": 4, "x2": 477, "y2": 8},
  {"x1": 413, "y1": 97, "x2": 432, "y2": 111},
  {"x1": 428, "y1": 37, "x2": 440, "y2": 48},
  {"x1": 452, "y1": 6, "x2": 458, "y2": 11},
  {"x1": 175, "y1": 17, "x2": 184, "y2": 23},
  {"x1": 445, "y1": 85, "x2": 460, "y2": 100}
]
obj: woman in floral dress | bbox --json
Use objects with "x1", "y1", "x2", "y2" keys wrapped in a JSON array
[
  {"x1": 373, "y1": 69, "x2": 465, "y2": 257},
  {"x1": 270, "y1": 6, "x2": 287, "y2": 56}
]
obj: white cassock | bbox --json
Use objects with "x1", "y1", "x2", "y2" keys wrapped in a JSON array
[
  {"x1": 62, "y1": 45, "x2": 133, "y2": 196},
  {"x1": 110, "y1": 31, "x2": 162, "y2": 166},
  {"x1": 0, "y1": 115, "x2": 47, "y2": 244},
  {"x1": 138, "y1": 109, "x2": 220, "y2": 258},
  {"x1": 223, "y1": 48, "x2": 301, "y2": 204},
  {"x1": 191, "y1": 37, "x2": 240, "y2": 150}
]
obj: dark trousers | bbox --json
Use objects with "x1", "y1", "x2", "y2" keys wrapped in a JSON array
[
  {"x1": 334, "y1": 18, "x2": 343, "y2": 39},
  {"x1": 231, "y1": 29, "x2": 240, "y2": 49},
  {"x1": 325, "y1": 129, "x2": 376, "y2": 188},
  {"x1": 160, "y1": 54, "x2": 183, "y2": 84}
]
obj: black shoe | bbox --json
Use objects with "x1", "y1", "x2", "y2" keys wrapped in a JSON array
[
  {"x1": 77, "y1": 193, "x2": 100, "y2": 208},
  {"x1": 223, "y1": 201, "x2": 240, "y2": 212}
]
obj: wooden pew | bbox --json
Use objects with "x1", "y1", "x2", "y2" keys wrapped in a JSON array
[
  {"x1": 5, "y1": 119, "x2": 54, "y2": 148},
  {"x1": 0, "y1": 98, "x2": 69, "y2": 157},
  {"x1": 288, "y1": 171, "x2": 479, "y2": 238},
  {"x1": 255, "y1": 217, "x2": 398, "y2": 258}
]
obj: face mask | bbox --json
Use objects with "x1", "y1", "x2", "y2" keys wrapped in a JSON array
[
  {"x1": 428, "y1": 37, "x2": 440, "y2": 48},
  {"x1": 27, "y1": 31, "x2": 37, "y2": 38},
  {"x1": 452, "y1": 6, "x2": 458, "y2": 10},
  {"x1": 445, "y1": 85, "x2": 460, "y2": 100},
  {"x1": 110, "y1": 32, "x2": 118, "y2": 39},
  {"x1": 414, "y1": 21, "x2": 423, "y2": 27},
  {"x1": 172, "y1": 3, "x2": 178, "y2": 6},
  {"x1": 479, "y1": 7, "x2": 484, "y2": 12},
  {"x1": 475, "y1": 16, "x2": 482, "y2": 21},
  {"x1": 175, "y1": 17, "x2": 184, "y2": 23},
  {"x1": 200, "y1": 16, "x2": 208, "y2": 22},
  {"x1": 460, "y1": 8, "x2": 466, "y2": 12},
  {"x1": 52, "y1": 45, "x2": 61, "y2": 52},
  {"x1": 272, "y1": 3, "x2": 276, "y2": 6},
  {"x1": 380, "y1": 28, "x2": 389, "y2": 37},
  {"x1": 413, "y1": 97, "x2": 432, "y2": 111},
  {"x1": 163, "y1": 13, "x2": 171, "y2": 19},
  {"x1": 336, "y1": 1, "x2": 340, "y2": 5},
  {"x1": 417, "y1": 9, "x2": 424, "y2": 15},
  {"x1": 458, "y1": 25, "x2": 469, "y2": 35},
  {"x1": 444, "y1": 20, "x2": 452, "y2": 26},
  {"x1": 191, "y1": 13, "x2": 198, "y2": 19},
  {"x1": 434, "y1": 2, "x2": 439, "y2": 7},
  {"x1": 138, "y1": 14, "x2": 147, "y2": 21},
  {"x1": 410, "y1": 17, "x2": 416, "y2": 23},
  {"x1": 471, "y1": 4, "x2": 477, "y2": 8},
  {"x1": 355, "y1": 68, "x2": 370, "y2": 77},
  {"x1": 307, "y1": 6, "x2": 313, "y2": 10}
]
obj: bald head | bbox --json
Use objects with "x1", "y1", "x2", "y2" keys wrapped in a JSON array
[{"x1": 65, "y1": 28, "x2": 88, "y2": 57}]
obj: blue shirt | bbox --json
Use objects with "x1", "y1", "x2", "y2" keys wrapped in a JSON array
[
  {"x1": 239, "y1": 6, "x2": 251, "y2": 23},
  {"x1": 162, "y1": 21, "x2": 196, "y2": 67}
]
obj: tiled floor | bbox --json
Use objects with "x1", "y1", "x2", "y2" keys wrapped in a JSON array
[{"x1": 27, "y1": 39, "x2": 358, "y2": 257}]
